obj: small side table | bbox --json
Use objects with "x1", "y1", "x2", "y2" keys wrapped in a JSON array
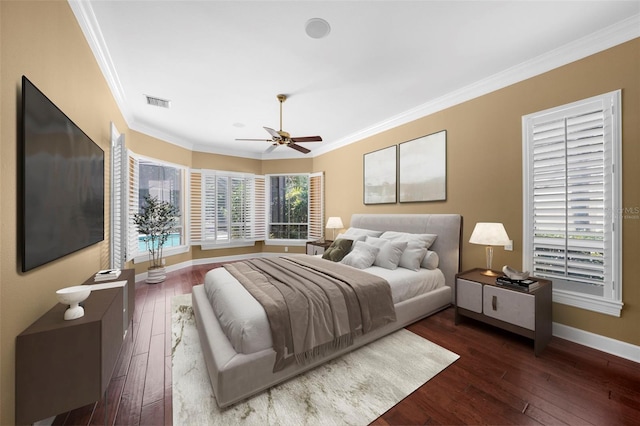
[
  {"x1": 455, "y1": 268, "x2": 552, "y2": 356},
  {"x1": 306, "y1": 240, "x2": 333, "y2": 255}
]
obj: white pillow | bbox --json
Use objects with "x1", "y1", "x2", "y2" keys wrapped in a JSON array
[
  {"x1": 421, "y1": 250, "x2": 440, "y2": 270},
  {"x1": 380, "y1": 231, "x2": 437, "y2": 271},
  {"x1": 342, "y1": 227, "x2": 384, "y2": 238},
  {"x1": 340, "y1": 241, "x2": 380, "y2": 269},
  {"x1": 365, "y1": 236, "x2": 408, "y2": 270}
]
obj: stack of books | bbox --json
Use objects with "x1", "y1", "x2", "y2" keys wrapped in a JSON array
[
  {"x1": 94, "y1": 269, "x2": 121, "y2": 282},
  {"x1": 495, "y1": 275, "x2": 540, "y2": 292}
]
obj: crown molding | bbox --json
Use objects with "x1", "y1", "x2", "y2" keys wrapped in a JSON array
[
  {"x1": 68, "y1": 0, "x2": 132, "y2": 124},
  {"x1": 69, "y1": 0, "x2": 639, "y2": 159},
  {"x1": 312, "y1": 13, "x2": 640, "y2": 158}
]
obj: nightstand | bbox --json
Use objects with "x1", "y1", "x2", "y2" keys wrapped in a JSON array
[
  {"x1": 306, "y1": 240, "x2": 332, "y2": 255},
  {"x1": 455, "y1": 268, "x2": 552, "y2": 356}
]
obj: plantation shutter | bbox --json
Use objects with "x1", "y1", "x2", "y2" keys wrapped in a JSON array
[
  {"x1": 308, "y1": 172, "x2": 324, "y2": 240},
  {"x1": 253, "y1": 176, "x2": 266, "y2": 240},
  {"x1": 523, "y1": 90, "x2": 621, "y2": 312},
  {"x1": 216, "y1": 176, "x2": 229, "y2": 242},
  {"x1": 189, "y1": 170, "x2": 203, "y2": 244},
  {"x1": 190, "y1": 171, "x2": 265, "y2": 246},
  {"x1": 126, "y1": 153, "x2": 140, "y2": 261},
  {"x1": 230, "y1": 177, "x2": 245, "y2": 239},
  {"x1": 110, "y1": 130, "x2": 127, "y2": 268}
]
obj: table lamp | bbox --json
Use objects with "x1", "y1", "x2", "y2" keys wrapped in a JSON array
[{"x1": 469, "y1": 222, "x2": 510, "y2": 276}]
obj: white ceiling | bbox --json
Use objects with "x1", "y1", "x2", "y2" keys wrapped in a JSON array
[{"x1": 70, "y1": 1, "x2": 640, "y2": 160}]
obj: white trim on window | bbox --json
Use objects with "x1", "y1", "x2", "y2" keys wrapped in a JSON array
[
  {"x1": 264, "y1": 173, "x2": 324, "y2": 244},
  {"x1": 522, "y1": 90, "x2": 623, "y2": 316},
  {"x1": 127, "y1": 152, "x2": 188, "y2": 264}
]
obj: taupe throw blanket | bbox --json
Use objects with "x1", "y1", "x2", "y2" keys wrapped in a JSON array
[{"x1": 224, "y1": 255, "x2": 396, "y2": 372}]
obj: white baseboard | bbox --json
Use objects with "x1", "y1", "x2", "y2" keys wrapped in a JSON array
[{"x1": 553, "y1": 322, "x2": 640, "y2": 363}]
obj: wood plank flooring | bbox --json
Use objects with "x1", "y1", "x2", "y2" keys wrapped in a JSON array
[{"x1": 54, "y1": 264, "x2": 640, "y2": 425}]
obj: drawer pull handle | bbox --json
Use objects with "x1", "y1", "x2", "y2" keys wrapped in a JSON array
[{"x1": 492, "y1": 295, "x2": 497, "y2": 311}]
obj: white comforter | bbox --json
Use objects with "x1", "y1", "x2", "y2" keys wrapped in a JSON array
[{"x1": 203, "y1": 260, "x2": 445, "y2": 355}]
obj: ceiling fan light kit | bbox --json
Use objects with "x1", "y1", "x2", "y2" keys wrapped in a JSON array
[{"x1": 236, "y1": 94, "x2": 323, "y2": 154}]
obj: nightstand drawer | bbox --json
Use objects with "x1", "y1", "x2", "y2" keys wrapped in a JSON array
[
  {"x1": 456, "y1": 278, "x2": 483, "y2": 313},
  {"x1": 308, "y1": 245, "x2": 325, "y2": 255},
  {"x1": 483, "y1": 285, "x2": 535, "y2": 330}
]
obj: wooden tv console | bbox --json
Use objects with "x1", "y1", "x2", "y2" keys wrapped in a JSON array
[{"x1": 15, "y1": 269, "x2": 135, "y2": 425}]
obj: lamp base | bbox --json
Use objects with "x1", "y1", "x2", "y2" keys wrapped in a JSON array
[{"x1": 480, "y1": 269, "x2": 500, "y2": 277}]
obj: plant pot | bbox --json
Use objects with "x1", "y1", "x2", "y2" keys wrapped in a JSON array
[{"x1": 146, "y1": 266, "x2": 166, "y2": 284}]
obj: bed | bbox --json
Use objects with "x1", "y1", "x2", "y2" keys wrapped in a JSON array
[{"x1": 192, "y1": 213, "x2": 462, "y2": 407}]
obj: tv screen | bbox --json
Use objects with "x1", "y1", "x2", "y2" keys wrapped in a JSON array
[{"x1": 21, "y1": 76, "x2": 104, "y2": 272}]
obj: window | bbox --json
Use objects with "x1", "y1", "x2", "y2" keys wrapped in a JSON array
[
  {"x1": 189, "y1": 170, "x2": 265, "y2": 247},
  {"x1": 266, "y1": 173, "x2": 323, "y2": 243},
  {"x1": 127, "y1": 153, "x2": 186, "y2": 262},
  {"x1": 522, "y1": 90, "x2": 622, "y2": 316}
]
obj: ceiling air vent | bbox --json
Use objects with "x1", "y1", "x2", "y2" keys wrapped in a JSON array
[{"x1": 145, "y1": 95, "x2": 171, "y2": 108}]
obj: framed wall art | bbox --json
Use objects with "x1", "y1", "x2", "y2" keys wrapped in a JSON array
[
  {"x1": 363, "y1": 145, "x2": 397, "y2": 204},
  {"x1": 398, "y1": 130, "x2": 446, "y2": 202}
]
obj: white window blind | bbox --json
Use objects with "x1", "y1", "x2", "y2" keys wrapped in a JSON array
[
  {"x1": 126, "y1": 153, "x2": 140, "y2": 261},
  {"x1": 253, "y1": 176, "x2": 266, "y2": 240},
  {"x1": 110, "y1": 127, "x2": 126, "y2": 268},
  {"x1": 189, "y1": 171, "x2": 202, "y2": 243},
  {"x1": 190, "y1": 170, "x2": 264, "y2": 246},
  {"x1": 523, "y1": 90, "x2": 622, "y2": 316},
  {"x1": 309, "y1": 172, "x2": 324, "y2": 241}
]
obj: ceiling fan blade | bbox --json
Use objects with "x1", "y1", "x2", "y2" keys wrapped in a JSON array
[
  {"x1": 265, "y1": 144, "x2": 278, "y2": 153},
  {"x1": 263, "y1": 127, "x2": 280, "y2": 138},
  {"x1": 236, "y1": 138, "x2": 272, "y2": 142},
  {"x1": 288, "y1": 143, "x2": 311, "y2": 154},
  {"x1": 290, "y1": 136, "x2": 323, "y2": 143}
]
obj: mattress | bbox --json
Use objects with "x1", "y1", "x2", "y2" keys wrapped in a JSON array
[{"x1": 203, "y1": 259, "x2": 445, "y2": 355}]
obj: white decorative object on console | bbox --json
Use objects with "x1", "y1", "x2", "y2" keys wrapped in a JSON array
[{"x1": 56, "y1": 286, "x2": 91, "y2": 320}]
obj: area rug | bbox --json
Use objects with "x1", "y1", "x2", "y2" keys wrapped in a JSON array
[{"x1": 171, "y1": 293, "x2": 459, "y2": 426}]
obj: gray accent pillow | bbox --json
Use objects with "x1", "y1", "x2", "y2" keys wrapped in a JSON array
[
  {"x1": 340, "y1": 241, "x2": 380, "y2": 269},
  {"x1": 365, "y1": 236, "x2": 408, "y2": 270},
  {"x1": 421, "y1": 250, "x2": 440, "y2": 270},
  {"x1": 321, "y1": 238, "x2": 352, "y2": 262}
]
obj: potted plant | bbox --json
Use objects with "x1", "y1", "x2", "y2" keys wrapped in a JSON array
[{"x1": 133, "y1": 194, "x2": 180, "y2": 283}]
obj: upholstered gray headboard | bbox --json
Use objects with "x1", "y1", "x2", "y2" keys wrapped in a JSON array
[{"x1": 350, "y1": 214, "x2": 462, "y2": 290}]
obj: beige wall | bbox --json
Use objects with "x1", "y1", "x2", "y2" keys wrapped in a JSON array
[
  {"x1": 314, "y1": 38, "x2": 640, "y2": 346},
  {"x1": 0, "y1": 1, "x2": 128, "y2": 423},
  {"x1": 1, "y1": 1, "x2": 637, "y2": 423}
]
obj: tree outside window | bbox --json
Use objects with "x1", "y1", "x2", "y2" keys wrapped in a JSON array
[{"x1": 269, "y1": 175, "x2": 309, "y2": 239}]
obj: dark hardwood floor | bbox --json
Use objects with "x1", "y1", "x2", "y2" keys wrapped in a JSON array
[{"x1": 54, "y1": 264, "x2": 640, "y2": 425}]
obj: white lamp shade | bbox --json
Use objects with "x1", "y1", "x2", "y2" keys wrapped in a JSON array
[
  {"x1": 469, "y1": 222, "x2": 510, "y2": 246},
  {"x1": 326, "y1": 217, "x2": 344, "y2": 229}
]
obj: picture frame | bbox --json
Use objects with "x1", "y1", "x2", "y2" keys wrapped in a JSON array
[
  {"x1": 363, "y1": 145, "x2": 397, "y2": 204},
  {"x1": 398, "y1": 130, "x2": 446, "y2": 202}
]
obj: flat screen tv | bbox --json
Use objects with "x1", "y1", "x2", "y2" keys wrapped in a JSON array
[{"x1": 21, "y1": 76, "x2": 104, "y2": 272}]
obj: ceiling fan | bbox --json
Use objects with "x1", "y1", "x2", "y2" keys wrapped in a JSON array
[{"x1": 236, "y1": 94, "x2": 322, "y2": 154}]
